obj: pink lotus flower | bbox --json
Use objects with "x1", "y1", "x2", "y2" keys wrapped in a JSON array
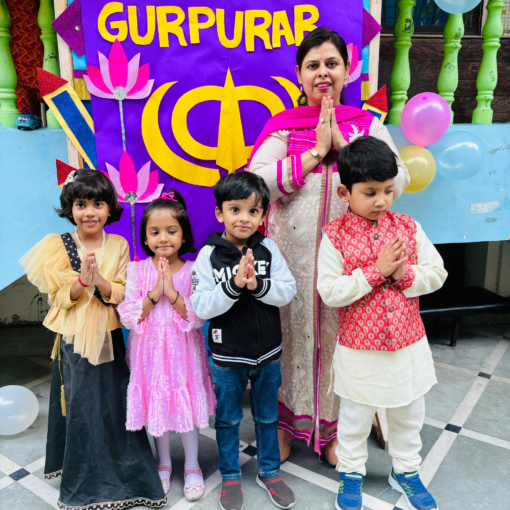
[
  {"x1": 84, "y1": 39, "x2": 154, "y2": 151},
  {"x1": 104, "y1": 152, "x2": 163, "y2": 258},
  {"x1": 84, "y1": 39, "x2": 154, "y2": 101},
  {"x1": 105, "y1": 151, "x2": 163, "y2": 203},
  {"x1": 345, "y1": 43, "x2": 362, "y2": 85}
]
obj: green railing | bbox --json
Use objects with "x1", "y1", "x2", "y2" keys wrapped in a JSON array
[
  {"x1": 387, "y1": 0, "x2": 504, "y2": 126},
  {"x1": 0, "y1": 0, "x2": 60, "y2": 128},
  {"x1": 0, "y1": 1, "x2": 505, "y2": 128},
  {"x1": 0, "y1": 0, "x2": 20, "y2": 127},
  {"x1": 39, "y1": 0, "x2": 60, "y2": 127}
]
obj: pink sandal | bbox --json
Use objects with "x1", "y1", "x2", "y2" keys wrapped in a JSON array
[
  {"x1": 158, "y1": 466, "x2": 172, "y2": 495},
  {"x1": 184, "y1": 468, "x2": 205, "y2": 501}
]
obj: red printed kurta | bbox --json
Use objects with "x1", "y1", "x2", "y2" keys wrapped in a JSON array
[
  {"x1": 323, "y1": 210, "x2": 426, "y2": 352},
  {"x1": 317, "y1": 213, "x2": 447, "y2": 408}
]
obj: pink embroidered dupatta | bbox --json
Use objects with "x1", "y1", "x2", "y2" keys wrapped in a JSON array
[{"x1": 248, "y1": 104, "x2": 374, "y2": 166}]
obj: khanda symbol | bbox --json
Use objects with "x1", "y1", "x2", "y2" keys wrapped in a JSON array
[{"x1": 141, "y1": 69, "x2": 300, "y2": 187}]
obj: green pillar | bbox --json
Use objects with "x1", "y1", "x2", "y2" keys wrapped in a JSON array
[
  {"x1": 387, "y1": 0, "x2": 414, "y2": 125},
  {"x1": 437, "y1": 14, "x2": 464, "y2": 124},
  {"x1": 0, "y1": 0, "x2": 20, "y2": 127},
  {"x1": 472, "y1": 0, "x2": 504, "y2": 124},
  {"x1": 38, "y1": 0, "x2": 60, "y2": 128}
]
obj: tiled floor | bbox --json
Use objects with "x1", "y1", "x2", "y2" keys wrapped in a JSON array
[{"x1": 1, "y1": 326, "x2": 509, "y2": 510}]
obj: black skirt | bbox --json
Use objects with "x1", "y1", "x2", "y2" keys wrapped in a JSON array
[{"x1": 44, "y1": 329, "x2": 166, "y2": 509}]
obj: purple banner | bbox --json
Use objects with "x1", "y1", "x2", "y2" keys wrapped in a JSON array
[{"x1": 81, "y1": 1, "x2": 363, "y2": 259}]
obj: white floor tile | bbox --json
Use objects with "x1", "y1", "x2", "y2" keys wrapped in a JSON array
[
  {"x1": 449, "y1": 377, "x2": 489, "y2": 427},
  {"x1": 460, "y1": 428, "x2": 510, "y2": 451},
  {"x1": 24, "y1": 456, "x2": 46, "y2": 473},
  {"x1": 0, "y1": 453, "x2": 21, "y2": 475},
  {"x1": 480, "y1": 339, "x2": 510, "y2": 374},
  {"x1": 0, "y1": 476, "x2": 15, "y2": 491},
  {"x1": 18, "y1": 473, "x2": 59, "y2": 509}
]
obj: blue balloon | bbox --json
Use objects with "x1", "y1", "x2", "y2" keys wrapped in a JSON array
[
  {"x1": 435, "y1": 0, "x2": 482, "y2": 15},
  {"x1": 428, "y1": 131, "x2": 486, "y2": 181}
]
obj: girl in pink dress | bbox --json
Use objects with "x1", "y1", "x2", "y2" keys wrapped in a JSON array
[{"x1": 118, "y1": 189, "x2": 216, "y2": 501}]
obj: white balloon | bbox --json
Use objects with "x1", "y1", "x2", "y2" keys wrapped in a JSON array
[{"x1": 0, "y1": 385, "x2": 40, "y2": 436}]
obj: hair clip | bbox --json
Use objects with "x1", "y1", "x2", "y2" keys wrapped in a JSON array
[
  {"x1": 158, "y1": 191, "x2": 178, "y2": 203},
  {"x1": 64, "y1": 171, "x2": 77, "y2": 186}
]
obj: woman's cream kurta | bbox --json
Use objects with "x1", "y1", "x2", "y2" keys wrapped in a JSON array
[{"x1": 248, "y1": 118, "x2": 411, "y2": 449}]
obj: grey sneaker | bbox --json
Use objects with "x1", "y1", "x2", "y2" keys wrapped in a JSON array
[
  {"x1": 256, "y1": 474, "x2": 296, "y2": 509},
  {"x1": 219, "y1": 479, "x2": 243, "y2": 510}
]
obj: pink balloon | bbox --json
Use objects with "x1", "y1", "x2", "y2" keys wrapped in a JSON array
[{"x1": 401, "y1": 93, "x2": 450, "y2": 147}]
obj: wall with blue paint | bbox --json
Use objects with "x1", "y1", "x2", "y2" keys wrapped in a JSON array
[
  {"x1": 389, "y1": 123, "x2": 510, "y2": 244},
  {"x1": 0, "y1": 127, "x2": 69, "y2": 290},
  {"x1": 1, "y1": 123, "x2": 509, "y2": 291}
]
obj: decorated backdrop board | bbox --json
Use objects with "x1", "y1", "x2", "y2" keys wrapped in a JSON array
[{"x1": 81, "y1": 1, "x2": 363, "y2": 258}]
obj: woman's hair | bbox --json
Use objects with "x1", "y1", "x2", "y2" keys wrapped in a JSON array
[
  {"x1": 337, "y1": 136, "x2": 398, "y2": 191},
  {"x1": 139, "y1": 188, "x2": 196, "y2": 258},
  {"x1": 214, "y1": 172, "x2": 270, "y2": 214},
  {"x1": 296, "y1": 27, "x2": 349, "y2": 106},
  {"x1": 56, "y1": 169, "x2": 123, "y2": 225}
]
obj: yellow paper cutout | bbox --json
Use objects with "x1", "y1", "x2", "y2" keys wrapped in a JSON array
[
  {"x1": 272, "y1": 11, "x2": 295, "y2": 48},
  {"x1": 216, "y1": 9, "x2": 244, "y2": 48},
  {"x1": 142, "y1": 82, "x2": 220, "y2": 187},
  {"x1": 98, "y1": 2, "x2": 127, "y2": 42},
  {"x1": 216, "y1": 70, "x2": 248, "y2": 173},
  {"x1": 245, "y1": 10, "x2": 272, "y2": 51},
  {"x1": 361, "y1": 81, "x2": 370, "y2": 102},
  {"x1": 74, "y1": 78, "x2": 91, "y2": 100},
  {"x1": 189, "y1": 7, "x2": 215, "y2": 44},
  {"x1": 271, "y1": 76, "x2": 301, "y2": 107},
  {"x1": 294, "y1": 5, "x2": 319, "y2": 45},
  {"x1": 128, "y1": 5, "x2": 156, "y2": 45},
  {"x1": 157, "y1": 6, "x2": 187, "y2": 47},
  {"x1": 171, "y1": 69, "x2": 286, "y2": 174},
  {"x1": 362, "y1": 103, "x2": 387, "y2": 124}
]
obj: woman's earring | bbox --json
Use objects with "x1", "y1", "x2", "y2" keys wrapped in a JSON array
[
  {"x1": 344, "y1": 82, "x2": 348, "y2": 89},
  {"x1": 299, "y1": 84, "x2": 303, "y2": 92}
]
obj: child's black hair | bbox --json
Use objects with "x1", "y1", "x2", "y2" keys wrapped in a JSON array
[
  {"x1": 56, "y1": 169, "x2": 123, "y2": 225},
  {"x1": 140, "y1": 188, "x2": 196, "y2": 258},
  {"x1": 214, "y1": 172, "x2": 270, "y2": 214},
  {"x1": 337, "y1": 136, "x2": 398, "y2": 192}
]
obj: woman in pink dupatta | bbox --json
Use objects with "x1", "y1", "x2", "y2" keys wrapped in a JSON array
[{"x1": 248, "y1": 27, "x2": 410, "y2": 464}]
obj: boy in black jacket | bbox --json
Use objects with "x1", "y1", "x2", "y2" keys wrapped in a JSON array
[{"x1": 191, "y1": 172, "x2": 297, "y2": 510}]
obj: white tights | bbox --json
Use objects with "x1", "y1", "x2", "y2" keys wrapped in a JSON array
[{"x1": 155, "y1": 427, "x2": 201, "y2": 484}]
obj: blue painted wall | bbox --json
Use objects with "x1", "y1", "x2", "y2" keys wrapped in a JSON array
[
  {"x1": 389, "y1": 123, "x2": 510, "y2": 244},
  {"x1": 1, "y1": 123, "x2": 509, "y2": 291},
  {"x1": 0, "y1": 127, "x2": 69, "y2": 290}
]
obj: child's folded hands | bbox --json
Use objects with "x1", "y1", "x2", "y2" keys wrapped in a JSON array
[
  {"x1": 376, "y1": 236, "x2": 408, "y2": 278},
  {"x1": 234, "y1": 249, "x2": 257, "y2": 290}
]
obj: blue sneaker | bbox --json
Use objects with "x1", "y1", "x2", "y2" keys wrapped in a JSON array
[
  {"x1": 335, "y1": 472, "x2": 363, "y2": 510},
  {"x1": 388, "y1": 469, "x2": 438, "y2": 510}
]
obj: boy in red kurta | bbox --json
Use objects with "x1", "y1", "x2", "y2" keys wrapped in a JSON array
[{"x1": 317, "y1": 137, "x2": 447, "y2": 510}]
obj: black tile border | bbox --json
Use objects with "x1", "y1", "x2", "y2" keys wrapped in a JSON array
[
  {"x1": 445, "y1": 424, "x2": 462, "y2": 434},
  {"x1": 242, "y1": 445, "x2": 258, "y2": 457},
  {"x1": 9, "y1": 468, "x2": 30, "y2": 481}
]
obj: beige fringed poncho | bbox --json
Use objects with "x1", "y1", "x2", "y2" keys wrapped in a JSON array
[{"x1": 19, "y1": 233, "x2": 129, "y2": 365}]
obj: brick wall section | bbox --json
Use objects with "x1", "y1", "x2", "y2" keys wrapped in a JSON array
[{"x1": 378, "y1": 37, "x2": 510, "y2": 124}]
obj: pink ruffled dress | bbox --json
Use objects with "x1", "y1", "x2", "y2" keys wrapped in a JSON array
[{"x1": 118, "y1": 258, "x2": 216, "y2": 437}]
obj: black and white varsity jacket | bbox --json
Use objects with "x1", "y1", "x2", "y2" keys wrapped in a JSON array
[{"x1": 190, "y1": 231, "x2": 296, "y2": 368}]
